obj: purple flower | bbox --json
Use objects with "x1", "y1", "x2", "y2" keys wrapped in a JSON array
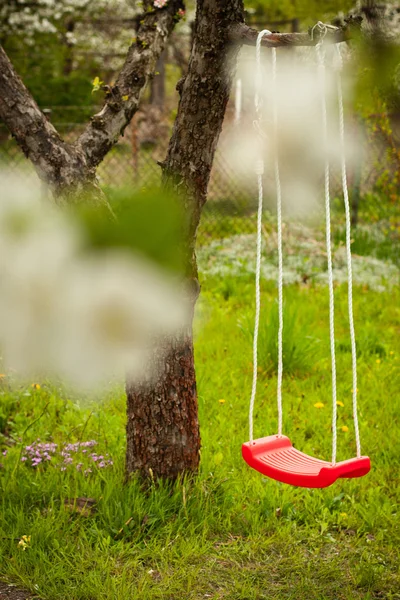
[
  {"x1": 64, "y1": 443, "x2": 80, "y2": 453},
  {"x1": 81, "y1": 440, "x2": 97, "y2": 448},
  {"x1": 2, "y1": 450, "x2": 7, "y2": 456},
  {"x1": 20, "y1": 438, "x2": 112, "y2": 474}
]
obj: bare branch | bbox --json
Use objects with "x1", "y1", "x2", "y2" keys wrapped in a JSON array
[
  {"x1": 77, "y1": 1, "x2": 184, "y2": 170},
  {"x1": 229, "y1": 22, "x2": 350, "y2": 48},
  {"x1": 0, "y1": 45, "x2": 87, "y2": 192}
]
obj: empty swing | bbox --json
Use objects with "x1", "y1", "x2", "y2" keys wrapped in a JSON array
[{"x1": 242, "y1": 27, "x2": 371, "y2": 488}]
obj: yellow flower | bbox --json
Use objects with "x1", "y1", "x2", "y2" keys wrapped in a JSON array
[
  {"x1": 122, "y1": 95, "x2": 129, "y2": 101},
  {"x1": 0, "y1": 374, "x2": 5, "y2": 378},
  {"x1": 376, "y1": 359, "x2": 381, "y2": 364},
  {"x1": 313, "y1": 402, "x2": 324, "y2": 409},
  {"x1": 18, "y1": 535, "x2": 31, "y2": 551},
  {"x1": 336, "y1": 401, "x2": 344, "y2": 407},
  {"x1": 341, "y1": 426, "x2": 349, "y2": 433},
  {"x1": 218, "y1": 399, "x2": 226, "y2": 404},
  {"x1": 31, "y1": 383, "x2": 41, "y2": 389},
  {"x1": 91, "y1": 76, "x2": 104, "y2": 93},
  {"x1": 340, "y1": 512, "x2": 347, "y2": 518},
  {"x1": 389, "y1": 351, "x2": 394, "y2": 356}
]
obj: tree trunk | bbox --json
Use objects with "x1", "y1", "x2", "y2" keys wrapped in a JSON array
[
  {"x1": 125, "y1": 325, "x2": 199, "y2": 479},
  {"x1": 125, "y1": 0, "x2": 245, "y2": 480}
]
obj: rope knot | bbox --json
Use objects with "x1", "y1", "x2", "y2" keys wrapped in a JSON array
[{"x1": 311, "y1": 21, "x2": 328, "y2": 41}]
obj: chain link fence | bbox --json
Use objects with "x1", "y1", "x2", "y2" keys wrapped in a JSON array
[{"x1": 0, "y1": 111, "x2": 398, "y2": 245}]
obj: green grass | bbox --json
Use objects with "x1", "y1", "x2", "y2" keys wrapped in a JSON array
[
  {"x1": 0, "y1": 268, "x2": 399, "y2": 598},
  {"x1": 238, "y1": 299, "x2": 320, "y2": 376}
]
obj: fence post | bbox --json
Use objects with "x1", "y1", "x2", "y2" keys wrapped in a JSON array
[{"x1": 150, "y1": 50, "x2": 166, "y2": 108}]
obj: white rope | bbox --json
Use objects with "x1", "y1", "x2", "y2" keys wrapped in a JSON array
[
  {"x1": 235, "y1": 78, "x2": 242, "y2": 125},
  {"x1": 316, "y1": 37, "x2": 338, "y2": 465},
  {"x1": 334, "y1": 45, "x2": 361, "y2": 458},
  {"x1": 249, "y1": 157, "x2": 264, "y2": 443},
  {"x1": 271, "y1": 48, "x2": 284, "y2": 437},
  {"x1": 254, "y1": 30, "x2": 272, "y2": 117},
  {"x1": 249, "y1": 30, "x2": 272, "y2": 442},
  {"x1": 249, "y1": 30, "x2": 283, "y2": 441}
]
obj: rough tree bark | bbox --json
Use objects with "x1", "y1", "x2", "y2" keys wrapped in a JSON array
[
  {"x1": 0, "y1": 45, "x2": 95, "y2": 203},
  {"x1": 0, "y1": 0, "x2": 184, "y2": 200}
]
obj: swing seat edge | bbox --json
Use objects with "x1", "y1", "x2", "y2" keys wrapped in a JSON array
[{"x1": 242, "y1": 435, "x2": 370, "y2": 488}]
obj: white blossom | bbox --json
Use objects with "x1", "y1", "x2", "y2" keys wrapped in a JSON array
[{"x1": 0, "y1": 174, "x2": 188, "y2": 388}]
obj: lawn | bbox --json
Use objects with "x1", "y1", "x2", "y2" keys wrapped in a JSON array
[{"x1": 0, "y1": 210, "x2": 399, "y2": 599}]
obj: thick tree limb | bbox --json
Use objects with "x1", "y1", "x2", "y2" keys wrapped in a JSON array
[
  {"x1": 77, "y1": 0, "x2": 184, "y2": 169},
  {"x1": 0, "y1": 45, "x2": 89, "y2": 195},
  {"x1": 229, "y1": 22, "x2": 350, "y2": 47}
]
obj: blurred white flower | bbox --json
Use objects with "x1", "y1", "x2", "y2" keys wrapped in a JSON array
[
  {"x1": 57, "y1": 252, "x2": 186, "y2": 387},
  {"x1": 224, "y1": 44, "x2": 359, "y2": 220},
  {"x1": 0, "y1": 174, "x2": 187, "y2": 388}
]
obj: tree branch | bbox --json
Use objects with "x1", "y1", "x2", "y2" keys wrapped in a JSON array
[
  {"x1": 229, "y1": 22, "x2": 351, "y2": 47},
  {"x1": 0, "y1": 2, "x2": 184, "y2": 202},
  {"x1": 77, "y1": 0, "x2": 184, "y2": 169},
  {"x1": 0, "y1": 45, "x2": 88, "y2": 193}
]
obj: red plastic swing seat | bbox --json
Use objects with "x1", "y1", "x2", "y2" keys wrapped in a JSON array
[{"x1": 242, "y1": 435, "x2": 370, "y2": 488}]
